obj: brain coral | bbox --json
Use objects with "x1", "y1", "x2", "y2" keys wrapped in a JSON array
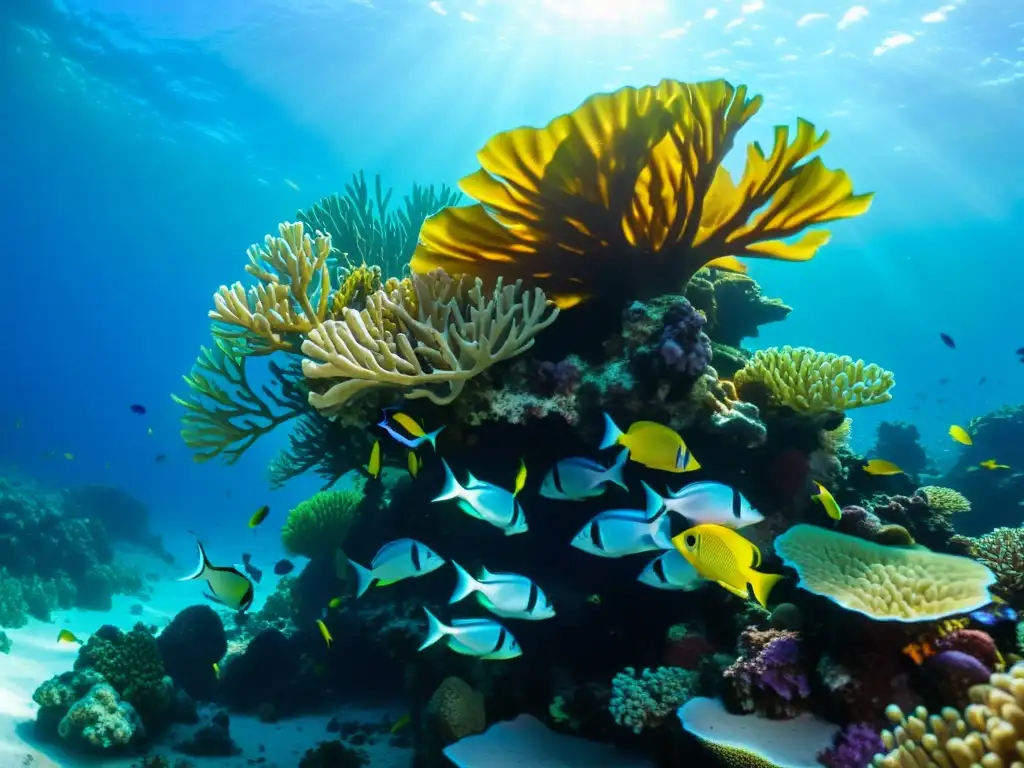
[
  {"x1": 428, "y1": 676, "x2": 486, "y2": 742},
  {"x1": 774, "y1": 525, "x2": 996, "y2": 622}
]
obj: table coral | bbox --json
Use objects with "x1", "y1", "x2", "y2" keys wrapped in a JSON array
[
  {"x1": 917, "y1": 486, "x2": 971, "y2": 515},
  {"x1": 724, "y1": 627, "x2": 810, "y2": 716},
  {"x1": 774, "y1": 525, "x2": 996, "y2": 621},
  {"x1": 610, "y1": 666, "x2": 696, "y2": 733}
]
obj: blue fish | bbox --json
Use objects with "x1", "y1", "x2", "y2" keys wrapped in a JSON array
[
  {"x1": 419, "y1": 608, "x2": 522, "y2": 660},
  {"x1": 449, "y1": 562, "x2": 555, "y2": 621},
  {"x1": 540, "y1": 450, "x2": 629, "y2": 501},
  {"x1": 969, "y1": 600, "x2": 1017, "y2": 626},
  {"x1": 377, "y1": 417, "x2": 444, "y2": 450},
  {"x1": 638, "y1": 549, "x2": 703, "y2": 591},
  {"x1": 433, "y1": 460, "x2": 528, "y2": 535},
  {"x1": 571, "y1": 507, "x2": 672, "y2": 558}
]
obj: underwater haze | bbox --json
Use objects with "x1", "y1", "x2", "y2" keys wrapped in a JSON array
[{"x1": 2, "y1": 0, "x2": 1024, "y2": 765}]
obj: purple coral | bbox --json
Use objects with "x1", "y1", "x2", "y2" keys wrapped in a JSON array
[
  {"x1": 658, "y1": 300, "x2": 711, "y2": 377},
  {"x1": 537, "y1": 358, "x2": 581, "y2": 395},
  {"x1": 817, "y1": 723, "x2": 884, "y2": 768},
  {"x1": 725, "y1": 628, "x2": 810, "y2": 714}
]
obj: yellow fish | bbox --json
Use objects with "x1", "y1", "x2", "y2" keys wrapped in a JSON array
[
  {"x1": 212, "y1": 662, "x2": 220, "y2": 680},
  {"x1": 393, "y1": 412, "x2": 427, "y2": 438},
  {"x1": 811, "y1": 482, "x2": 842, "y2": 521},
  {"x1": 57, "y1": 629, "x2": 81, "y2": 644},
  {"x1": 390, "y1": 713, "x2": 412, "y2": 734},
  {"x1": 980, "y1": 459, "x2": 1010, "y2": 470},
  {"x1": 601, "y1": 413, "x2": 700, "y2": 473},
  {"x1": 408, "y1": 451, "x2": 421, "y2": 479},
  {"x1": 317, "y1": 619, "x2": 333, "y2": 648},
  {"x1": 672, "y1": 524, "x2": 783, "y2": 608},
  {"x1": 63, "y1": 452, "x2": 74, "y2": 461},
  {"x1": 367, "y1": 440, "x2": 381, "y2": 480},
  {"x1": 328, "y1": 596, "x2": 347, "y2": 609},
  {"x1": 248, "y1": 505, "x2": 270, "y2": 529},
  {"x1": 863, "y1": 459, "x2": 903, "y2": 476},
  {"x1": 949, "y1": 425, "x2": 973, "y2": 446},
  {"x1": 513, "y1": 459, "x2": 527, "y2": 497}
]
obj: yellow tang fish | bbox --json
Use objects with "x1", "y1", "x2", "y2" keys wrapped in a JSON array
[
  {"x1": 328, "y1": 596, "x2": 347, "y2": 610},
  {"x1": 949, "y1": 425, "x2": 973, "y2": 446},
  {"x1": 57, "y1": 629, "x2": 81, "y2": 644},
  {"x1": 600, "y1": 413, "x2": 700, "y2": 474},
  {"x1": 212, "y1": 662, "x2": 220, "y2": 680},
  {"x1": 811, "y1": 482, "x2": 842, "y2": 521},
  {"x1": 367, "y1": 440, "x2": 381, "y2": 480},
  {"x1": 980, "y1": 459, "x2": 1010, "y2": 470},
  {"x1": 671, "y1": 524, "x2": 783, "y2": 608},
  {"x1": 317, "y1": 619, "x2": 333, "y2": 648},
  {"x1": 408, "y1": 451, "x2": 421, "y2": 479},
  {"x1": 248, "y1": 505, "x2": 270, "y2": 529},
  {"x1": 513, "y1": 459, "x2": 527, "y2": 497},
  {"x1": 863, "y1": 459, "x2": 904, "y2": 476},
  {"x1": 390, "y1": 713, "x2": 412, "y2": 734}
]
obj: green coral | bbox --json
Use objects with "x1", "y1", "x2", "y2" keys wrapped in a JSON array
[
  {"x1": 609, "y1": 666, "x2": 697, "y2": 733},
  {"x1": 281, "y1": 487, "x2": 365, "y2": 559},
  {"x1": 57, "y1": 683, "x2": 142, "y2": 750},
  {"x1": 0, "y1": 569, "x2": 28, "y2": 628}
]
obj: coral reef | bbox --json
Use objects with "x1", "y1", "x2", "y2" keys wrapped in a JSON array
[
  {"x1": 57, "y1": 683, "x2": 143, "y2": 751},
  {"x1": 957, "y1": 527, "x2": 1024, "y2": 604},
  {"x1": 609, "y1": 666, "x2": 697, "y2": 733},
  {"x1": 724, "y1": 627, "x2": 810, "y2": 716},
  {"x1": 282, "y1": 487, "x2": 365, "y2": 559},
  {"x1": 686, "y1": 269, "x2": 792, "y2": 349},
  {"x1": 873, "y1": 421, "x2": 932, "y2": 477},
  {"x1": 916, "y1": 485, "x2": 971, "y2": 515},
  {"x1": 156, "y1": 605, "x2": 226, "y2": 701}
]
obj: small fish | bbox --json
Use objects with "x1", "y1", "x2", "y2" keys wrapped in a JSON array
[
  {"x1": 585, "y1": 594, "x2": 602, "y2": 604},
  {"x1": 979, "y1": 377, "x2": 987, "y2": 385},
  {"x1": 540, "y1": 450, "x2": 629, "y2": 501},
  {"x1": 940, "y1": 333, "x2": 956, "y2": 349},
  {"x1": 239, "y1": 553, "x2": 263, "y2": 584},
  {"x1": 1017, "y1": 347, "x2": 1024, "y2": 356},
  {"x1": 863, "y1": 459, "x2": 904, "y2": 476},
  {"x1": 147, "y1": 427, "x2": 153, "y2": 436},
  {"x1": 273, "y1": 559, "x2": 294, "y2": 576},
  {"x1": 328, "y1": 596, "x2": 347, "y2": 609},
  {"x1": 449, "y1": 562, "x2": 555, "y2": 620},
  {"x1": 513, "y1": 459, "x2": 527, "y2": 497},
  {"x1": 390, "y1": 713, "x2": 412, "y2": 734},
  {"x1": 571, "y1": 507, "x2": 672, "y2": 558},
  {"x1": 317, "y1": 619, "x2": 333, "y2": 648},
  {"x1": 366, "y1": 440, "x2": 381, "y2": 479},
  {"x1": 600, "y1": 413, "x2": 700, "y2": 473},
  {"x1": 418, "y1": 608, "x2": 522, "y2": 660},
  {"x1": 178, "y1": 538, "x2": 255, "y2": 612},
  {"x1": 672, "y1": 524, "x2": 783, "y2": 608},
  {"x1": 155, "y1": 453, "x2": 167, "y2": 464},
  {"x1": 212, "y1": 662, "x2": 220, "y2": 680},
  {"x1": 637, "y1": 549, "x2": 702, "y2": 591},
  {"x1": 63, "y1": 452, "x2": 74, "y2": 461},
  {"x1": 938, "y1": 378, "x2": 949, "y2": 385},
  {"x1": 248, "y1": 505, "x2": 270, "y2": 529},
  {"x1": 391, "y1": 412, "x2": 445, "y2": 449},
  {"x1": 407, "y1": 451, "x2": 421, "y2": 479},
  {"x1": 378, "y1": 415, "x2": 444, "y2": 450},
  {"x1": 433, "y1": 460, "x2": 528, "y2": 535},
  {"x1": 129, "y1": 404, "x2": 147, "y2": 415},
  {"x1": 949, "y1": 425, "x2": 973, "y2": 446},
  {"x1": 348, "y1": 538, "x2": 445, "y2": 598},
  {"x1": 643, "y1": 481, "x2": 763, "y2": 529},
  {"x1": 57, "y1": 629, "x2": 81, "y2": 644},
  {"x1": 969, "y1": 599, "x2": 1017, "y2": 627},
  {"x1": 980, "y1": 459, "x2": 1010, "y2": 470},
  {"x1": 811, "y1": 482, "x2": 842, "y2": 521}
]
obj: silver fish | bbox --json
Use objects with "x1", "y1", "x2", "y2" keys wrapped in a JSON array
[
  {"x1": 643, "y1": 481, "x2": 763, "y2": 529},
  {"x1": 570, "y1": 508, "x2": 672, "y2": 558},
  {"x1": 638, "y1": 549, "x2": 703, "y2": 591},
  {"x1": 419, "y1": 608, "x2": 522, "y2": 660},
  {"x1": 348, "y1": 538, "x2": 445, "y2": 598},
  {"x1": 178, "y1": 538, "x2": 254, "y2": 612},
  {"x1": 433, "y1": 460, "x2": 528, "y2": 535},
  {"x1": 539, "y1": 449, "x2": 629, "y2": 501},
  {"x1": 449, "y1": 562, "x2": 555, "y2": 620}
]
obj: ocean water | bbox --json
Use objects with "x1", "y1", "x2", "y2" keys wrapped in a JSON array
[{"x1": 1, "y1": 0, "x2": 1023, "y2": 764}]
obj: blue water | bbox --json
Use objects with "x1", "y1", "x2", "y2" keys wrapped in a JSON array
[{"x1": 2, "y1": 0, "x2": 1022, "y2": 563}]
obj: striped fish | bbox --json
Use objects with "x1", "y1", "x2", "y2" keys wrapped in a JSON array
[
  {"x1": 418, "y1": 608, "x2": 522, "y2": 660},
  {"x1": 448, "y1": 562, "x2": 555, "y2": 620},
  {"x1": 348, "y1": 539, "x2": 445, "y2": 598},
  {"x1": 643, "y1": 481, "x2": 763, "y2": 530}
]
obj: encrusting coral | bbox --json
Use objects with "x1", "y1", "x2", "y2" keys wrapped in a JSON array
[{"x1": 411, "y1": 78, "x2": 873, "y2": 309}]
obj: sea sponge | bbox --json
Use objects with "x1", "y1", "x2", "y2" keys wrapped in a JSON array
[
  {"x1": 57, "y1": 683, "x2": 143, "y2": 750},
  {"x1": 610, "y1": 666, "x2": 697, "y2": 733},
  {"x1": 427, "y1": 676, "x2": 486, "y2": 742},
  {"x1": 774, "y1": 525, "x2": 996, "y2": 622},
  {"x1": 735, "y1": 346, "x2": 895, "y2": 412},
  {"x1": 411, "y1": 79, "x2": 872, "y2": 309},
  {"x1": 281, "y1": 488, "x2": 364, "y2": 559},
  {"x1": 873, "y1": 661, "x2": 1024, "y2": 767},
  {"x1": 917, "y1": 486, "x2": 971, "y2": 515}
]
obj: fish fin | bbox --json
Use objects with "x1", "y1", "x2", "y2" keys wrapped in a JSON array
[
  {"x1": 348, "y1": 559, "x2": 375, "y2": 598},
  {"x1": 599, "y1": 412, "x2": 624, "y2": 450},
  {"x1": 432, "y1": 460, "x2": 463, "y2": 502},
  {"x1": 177, "y1": 538, "x2": 210, "y2": 582},
  {"x1": 715, "y1": 580, "x2": 750, "y2": 600},
  {"x1": 375, "y1": 578, "x2": 399, "y2": 586},
  {"x1": 479, "y1": 564, "x2": 494, "y2": 580},
  {"x1": 448, "y1": 561, "x2": 481, "y2": 605},
  {"x1": 202, "y1": 591, "x2": 224, "y2": 605},
  {"x1": 605, "y1": 448, "x2": 630, "y2": 490},
  {"x1": 642, "y1": 481, "x2": 665, "y2": 518},
  {"x1": 418, "y1": 607, "x2": 450, "y2": 651},
  {"x1": 426, "y1": 426, "x2": 445, "y2": 450},
  {"x1": 748, "y1": 571, "x2": 784, "y2": 609},
  {"x1": 456, "y1": 499, "x2": 484, "y2": 520},
  {"x1": 650, "y1": 511, "x2": 674, "y2": 550},
  {"x1": 465, "y1": 470, "x2": 481, "y2": 487},
  {"x1": 750, "y1": 542, "x2": 763, "y2": 569}
]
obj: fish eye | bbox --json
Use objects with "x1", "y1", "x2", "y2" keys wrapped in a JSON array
[{"x1": 685, "y1": 535, "x2": 697, "y2": 548}]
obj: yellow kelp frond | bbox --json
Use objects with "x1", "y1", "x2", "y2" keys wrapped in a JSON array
[
  {"x1": 412, "y1": 79, "x2": 871, "y2": 307},
  {"x1": 171, "y1": 341, "x2": 307, "y2": 463},
  {"x1": 917, "y1": 485, "x2": 972, "y2": 515},
  {"x1": 210, "y1": 222, "x2": 333, "y2": 355},
  {"x1": 734, "y1": 346, "x2": 895, "y2": 412},
  {"x1": 300, "y1": 275, "x2": 559, "y2": 415}
]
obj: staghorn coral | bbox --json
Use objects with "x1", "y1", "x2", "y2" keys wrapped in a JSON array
[
  {"x1": 609, "y1": 666, "x2": 697, "y2": 733},
  {"x1": 917, "y1": 486, "x2": 971, "y2": 515},
  {"x1": 774, "y1": 525, "x2": 996, "y2": 621},
  {"x1": 734, "y1": 346, "x2": 895, "y2": 413},
  {"x1": 873, "y1": 661, "x2": 1024, "y2": 767},
  {"x1": 281, "y1": 488, "x2": 365, "y2": 559},
  {"x1": 411, "y1": 79, "x2": 872, "y2": 309},
  {"x1": 963, "y1": 527, "x2": 1024, "y2": 602},
  {"x1": 301, "y1": 274, "x2": 558, "y2": 414}
]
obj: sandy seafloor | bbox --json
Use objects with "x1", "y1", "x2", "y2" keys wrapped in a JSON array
[{"x1": 0, "y1": 547, "x2": 414, "y2": 768}]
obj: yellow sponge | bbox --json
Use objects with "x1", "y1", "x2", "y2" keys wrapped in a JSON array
[
  {"x1": 735, "y1": 346, "x2": 894, "y2": 412},
  {"x1": 774, "y1": 525, "x2": 995, "y2": 622}
]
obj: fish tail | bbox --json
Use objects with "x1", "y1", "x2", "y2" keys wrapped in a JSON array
[
  {"x1": 650, "y1": 510, "x2": 673, "y2": 550},
  {"x1": 348, "y1": 559, "x2": 374, "y2": 598},
  {"x1": 426, "y1": 426, "x2": 446, "y2": 450},
  {"x1": 605, "y1": 448, "x2": 630, "y2": 490},
  {"x1": 432, "y1": 460, "x2": 463, "y2": 502},
  {"x1": 418, "y1": 607, "x2": 450, "y2": 652},
  {"x1": 642, "y1": 481, "x2": 665, "y2": 518},
  {"x1": 749, "y1": 571, "x2": 784, "y2": 609},
  {"x1": 177, "y1": 538, "x2": 210, "y2": 582},
  {"x1": 599, "y1": 412, "x2": 624, "y2": 450},
  {"x1": 448, "y1": 561, "x2": 480, "y2": 605}
]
